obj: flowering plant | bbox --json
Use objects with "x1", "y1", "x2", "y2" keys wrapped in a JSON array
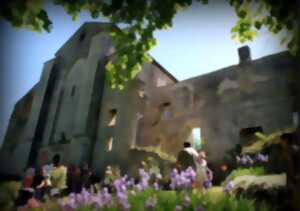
[{"x1": 170, "y1": 167, "x2": 197, "y2": 190}]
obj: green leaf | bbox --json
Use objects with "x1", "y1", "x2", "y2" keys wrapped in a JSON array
[
  {"x1": 254, "y1": 21, "x2": 262, "y2": 30},
  {"x1": 238, "y1": 10, "x2": 247, "y2": 18}
]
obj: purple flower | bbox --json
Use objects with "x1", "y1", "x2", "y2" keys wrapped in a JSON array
[
  {"x1": 203, "y1": 180, "x2": 212, "y2": 189},
  {"x1": 81, "y1": 188, "x2": 91, "y2": 204},
  {"x1": 255, "y1": 153, "x2": 269, "y2": 163},
  {"x1": 90, "y1": 193, "x2": 103, "y2": 208},
  {"x1": 170, "y1": 168, "x2": 196, "y2": 190},
  {"x1": 171, "y1": 168, "x2": 178, "y2": 178},
  {"x1": 138, "y1": 168, "x2": 150, "y2": 191},
  {"x1": 206, "y1": 168, "x2": 213, "y2": 181},
  {"x1": 238, "y1": 154, "x2": 255, "y2": 165},
  {"x1": 101, "y1": 188, "x2": 113, "y2": 206},
  {"x1": 63, "y1": 195, "x2": 78, "y2": 209},
  {"x1": 61, "y1": 186, "x2": 115, "y2": 209},
  {"x1": 126, "y1": 178, "x2": 135, "y2": 188},
  {"x1": 245, "y1": 155, "x2": 254, "y2": 165},
  {"x1": 240, "y1": 155, "x2": 248, "y2": 165},
  {"x1": 224, "y1": 181, "x2": 234, "y2": 193},
  {"x1": 184, "y1": 167, "x2": 197, "y2": 181},
  {"x1": 116, "y1": 191, "x2": 130, "y2": 210},
  {"x1": 114, "y1": 176, "x2": 128, "y2": 193}
]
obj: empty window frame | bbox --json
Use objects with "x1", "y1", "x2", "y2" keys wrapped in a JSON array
[
  {"x1": 107, "y1": 137, "x2": 113, "y2": 152},
  {"x1": 156, "y1": 77, "x2": 167, "y2": 87},
  {"x1": 108, "y1": 109, "x2": 117, "y2": 127},
  {"x1": 161, "y1": 102, "x2": 172, "y2": 120},
  {"x1": 192, "y1": 128, "x2": 202, "y2": 149}
]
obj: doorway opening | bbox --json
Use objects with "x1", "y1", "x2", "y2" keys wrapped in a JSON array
[{"x1": 191, "y1": 127, "x2": 202, "y2": 150}]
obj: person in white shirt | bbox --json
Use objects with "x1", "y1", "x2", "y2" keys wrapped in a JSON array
[
  {"x1": 183, "y1": 142, "x2": 199, "y2": 158},
  {"x1": 194, "y1": 150, "x2": 208, "y2": 191}
]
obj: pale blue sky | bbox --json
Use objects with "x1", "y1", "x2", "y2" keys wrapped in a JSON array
[{"x1": 0, "y1": 1, "x2": 286, "y2": 145}]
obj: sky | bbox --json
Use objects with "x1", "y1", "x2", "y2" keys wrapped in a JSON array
[{"x1": 0, "y1": 0, "x2": 286, "y2": 145}]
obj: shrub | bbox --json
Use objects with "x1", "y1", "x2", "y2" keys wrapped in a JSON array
[
  {"x1": 223, "y1": 167, "x2": 266, "y2": 185},
  {"x1": 0, "y1": 181, "x2": 21, "y2": 211}
]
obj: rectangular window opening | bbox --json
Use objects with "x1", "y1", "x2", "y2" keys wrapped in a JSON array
[
  {"x1": 192, "y1": 128, "x2": 202, "y2": 150},
  {"x1": 108, "y1": 109, "x2": 117, "y2": 127},
  {"x1": 156, "y1": 77, "x2": 167, "y2": 87},
  {"x1": 161, "y1": 102, "x2": 172, "y2": 120},
  {"x1": 293, "y1": 112, "x2": 298, "y2": 127},
  {"x1": 107, "y1": 137, "x2": 113, "y2": 152}
]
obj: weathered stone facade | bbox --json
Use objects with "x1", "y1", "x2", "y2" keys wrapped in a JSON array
[{"x1": 0, "y1": 22, "x2": 297, "y2": 177}]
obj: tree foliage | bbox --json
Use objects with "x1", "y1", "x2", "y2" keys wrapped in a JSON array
[
  {"x1": 0, "y1": 0, "x2": 297, "y2": 89},
  {"x1": 230, "y1": 0, "x2": 298, "y2": 54}
]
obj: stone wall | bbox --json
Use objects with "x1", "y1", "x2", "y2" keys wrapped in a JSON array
[
  {"x1": 0, "y1": 23, "x2": 297, "y2": 178},
  {"x1": 0, "y1": 86, "x2": 36, "y2": 176},
  {"x1": 35, "y1": 23, "x2": 115, "y2": 167},
  {"x1": 137, "y1": 48, "x2": 296, "y2": 164},
  {"x1": 91, "y1": 59, "x2": 177, "y2": 176}
]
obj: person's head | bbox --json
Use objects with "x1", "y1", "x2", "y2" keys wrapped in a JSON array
[
  {"x1": 198, "y1": 151, "x2": 206, "y2": 159},
  {"x1": 52, "y1": 154, "x2": 61, "y2": 167},
  {"x1": 25, "y1": 167, "x2": 35, "y2": 177},
  {"x1": 183, "y1": 142, "x2": 191, "y2": 148}
]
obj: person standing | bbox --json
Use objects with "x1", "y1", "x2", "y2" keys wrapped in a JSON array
[
  {"x1": 81, "y1": 163, "x2": 92, "y2": 189},
  {"x1": 177, "y1": 142, "x2": 198, "y2": 170},
  {"x1": 183, "y1": 142, "x2": 199, "y2": 158},
  {"x1": 50, "y1": 154, "x2": 67, "y2": 197},
  {"x1": 194, "y1": 151, "x2": 208, "y2": 191},
  {"x1": 280, "y1": 133, "x2": 299, "y2": 211}
]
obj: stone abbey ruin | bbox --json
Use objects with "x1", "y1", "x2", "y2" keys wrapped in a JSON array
[{"x1": 0, "y1": 22, "x2": 297, "y2": 178}]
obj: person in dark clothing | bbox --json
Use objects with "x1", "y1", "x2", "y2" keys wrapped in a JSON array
[
  {"x1": 31, "y1": 167, "x2": 45, "y2": 200},
  {"x1": 81, "y1": 163, "x2": 92, "y2": 189},
  {"x1": 280, "y1": 133, "x2": 300, "y2": 211},
  {"x1": 15, "y1": 189, "x2": 34, "y2": 207},
  {"x1": 177, "y1": 142, "x2": 197, "y2": 170},
  {"x1": 280, "y1": 133, "x2": 297, "y2": 182}
]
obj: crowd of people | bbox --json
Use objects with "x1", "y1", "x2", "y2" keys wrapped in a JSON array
[
  {"x1": 16, "y1": 154, "x2": 92, "y2": 209},
  {"x1": 13, "y1": 134, "x2": 299, "y2": 209}
]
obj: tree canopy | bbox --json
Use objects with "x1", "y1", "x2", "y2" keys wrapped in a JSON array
[{"x1": 1, "y1": 0, "x2": 298, "y2": 89}]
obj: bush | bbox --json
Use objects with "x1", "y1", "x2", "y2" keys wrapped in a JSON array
[
  {"x1": 223, "y1": 167, "x2": 266, "y2": 185},
  {"x1": 238, "y1": 185, "x2": 290, "y2": 211},
  {"x1": 0, "y1": 181, "x2": 21, "y2": 211}
]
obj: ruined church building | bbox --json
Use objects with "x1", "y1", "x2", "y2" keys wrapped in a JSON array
[{"x1": 0, "y1": 23, "x2": 297, "y2": 177}]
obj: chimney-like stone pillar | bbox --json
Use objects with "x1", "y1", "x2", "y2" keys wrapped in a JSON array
[{"x1": 238, "y1": 46, "x2": 251, "y2": 64}]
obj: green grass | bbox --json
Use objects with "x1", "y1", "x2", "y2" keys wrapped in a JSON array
[{"x1": 127, "y1": 188, "x2": 258, "y2": 211}]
